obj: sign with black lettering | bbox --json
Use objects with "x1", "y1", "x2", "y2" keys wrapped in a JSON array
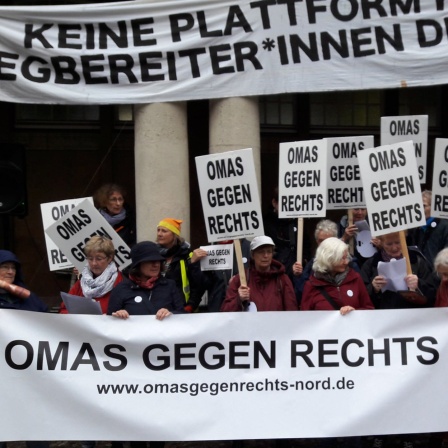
[
  {"x1": 431, "y1": 138, "x2": 448, "y2": 219},
  {"x1": 45, "y1": 199, "x2": 131, "y2": 272},
  {"x1": 381, "y1": 115, "x2": 428, "y2": 183},
  {"x1": 325, "y1": 136, "x2": 374, "y2": 210},
  {"x1": 195, "y1": 148, "x2": 264, "y2": 242},
  {"x1": 40, "y1": 197, "x2": 93, "y2": 271},
  {"x1": 358, "y1": 141, "x2": 425, "y2": 237},
  {"x1": 278, "y1": 140, "x2": 327, "y2": 218},
  {"x1": 0, "y1": 3, "x2": 447, "y2": 105},
  {"x1": 199, "y1": 244, "x2": 234, "y2": 271}
]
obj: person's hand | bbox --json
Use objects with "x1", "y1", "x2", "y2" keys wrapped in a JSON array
[
  {"x1": 340, "y1": 306, "x2": 355, "y2": 315},
  {"x1": 156, "y1": 308, "x2": 172, "y2": 320},
  {"x1": 112, "y1": 309, "x2": 129, "y2": 319},
  {"x1": 293, "y1": 262, "x2": 303, "y2": 276},
  {"x1": 342, "y1": 224, "x2": 358, "y2": 242},
  {"x1": 372, "y1": 275, "x2": 386, "y2": 293},
  {"x1": 238, "y1": 284, "x2": 250, "y2": 301},
  {"x1": 405, "y1": 274, "x2": 419, "y2": 291},
  {"x1": 371, "y1": 237, "x2": 382, "y2": 249},
  {"x1": 191, "y1": 248, "x2": 207, "y2": 263}
]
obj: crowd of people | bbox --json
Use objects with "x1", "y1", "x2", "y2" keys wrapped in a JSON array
[{"x1": 2, "y1": 185, "x2": 448, "y2": 448}]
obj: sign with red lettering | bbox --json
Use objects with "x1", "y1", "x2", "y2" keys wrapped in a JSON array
[{"x1": 358, "y1": 141, "x2": 425, "y2": 237}]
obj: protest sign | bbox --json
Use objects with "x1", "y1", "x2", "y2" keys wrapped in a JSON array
[
  {"x1": 358, "y1": 141, "x2": 425, "y2": 237},
  {"x1": 381, "y1": 115, "x2": 428, "y2": 183},
  {"x1": 195, "y1": 148, "x2": 264, "y2": 242},
  {"x1": 431, "y1": 138, "x2": 448, "y2": 219},
  {"x1": 45, "y1": 198, "x2": 131, "y2": 272},
  {"x1": 199, "y1": 244, "x2": 233, "y2": 271},
  {"x1": 1, "y1": 308, "x2": 448, "y2": 441},
  {"x1": 325, "y1": 136, "x2": 374, "y2": 210},
  {"x1": 0, "y1": 3, "x2": 447, "y2": 104},
  {"x1": 40, "y1": 197, "x2": 93, "y2": 271},
  {"x1": 278, "y1": 140, "x2": 327, "y2": 218}
]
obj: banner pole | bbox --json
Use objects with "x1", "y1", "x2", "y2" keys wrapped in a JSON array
[
  {"x1": 296, "y1": 217, "x2": 304, "y2": 263},
  {"x1": 234, "y1": 239, "x2": 247, "y2": 286}
]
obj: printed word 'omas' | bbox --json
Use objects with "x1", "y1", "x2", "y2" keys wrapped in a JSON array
[
  {"x1": 4, "y1": 340, "x2": 276, "y2": 371},
  {"x1": 54, "y1": 209, "x2": 130, "y2": 263}
]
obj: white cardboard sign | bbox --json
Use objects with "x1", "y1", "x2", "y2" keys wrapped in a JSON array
[
  {"x1": 325, "y1": 135, "x2": 374, "y2": 210},
  {"x1": 431, "y1": 139, "x2": 448, "y2": 219},
  {"x1": 195, "y1": 148, "x2": 264, "y2": 242},
  {"x1": 199, "y1": 244, "x2": 234, "y2": 271},
  {"x1": 380, "y1": 115, "x2": 428, "y2": 183},
  {"x1": 278, "y1": 140, "x2": 327, "y2": 218},
  {"x1": 357, "y1": 141, "x2": 425, "y2": 237},
  {"x1": 45, "y1": 199, "x2": 131, "y2": 272},
  {"x1": 40, "y1": 197, "x2": 93, "y2": 271}
]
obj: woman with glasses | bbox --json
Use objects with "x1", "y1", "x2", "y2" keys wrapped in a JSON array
[
  {"x1": 94, "y1": 183, "x2": 136, "y2": 247},
  {"x1": 60, "y1": 236, "x2": 123, "y2": 315},
  {"x1": 0, "y1": 250, "x2": 47, "y2": 312},
  {"x1": 221, "y1": 235, "x2": 298, "y2": 312}
]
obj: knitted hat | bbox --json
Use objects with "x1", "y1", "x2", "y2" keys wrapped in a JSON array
[
  {"x1": 130, "y1": 241, "x2": 165, "y2": 270},
  {"x1": 157, "y1": 218, "x2": 182, "y2": 236}
]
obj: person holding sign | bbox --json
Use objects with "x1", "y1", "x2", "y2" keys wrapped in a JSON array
[
  {"x1": 108, "y1": 241, "x2": 185, "y2": 320},
  {"x1": 361, "y1": 232, "x2": 436, "y2": 309},
  {"x1": 339, "y1": 207, "x2": 380, "y2": 267},
  {"x1": 294, "y1": 219, "x2": 361, "y2": 307},
  {"x1": 94, "y1": 183, "x2": 136, "y2": 247},
  {"x1": 156, "y1": 218, "x2": 206, "y2": 313},
  {"x1": 107, "y1": 241, "x2": 183, "y2": 448},
  {"x1": 301, "y1": 237, "x2": 373, "y2": 313},
  {"x1": 407, "y1": 190, "x2": 448, "y2": 267},
  {"x1": 220, "y1": 236, "x2": 298, "y2": 312},
  {"x1": 59, "y1": 236, "x2": 123, "y2": 315}
]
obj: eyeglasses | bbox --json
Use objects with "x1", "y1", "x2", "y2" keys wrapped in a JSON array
[
  {"x1": 0, "y1": 263, "x2": 16, "y2": 271},
  {"x1": 86, "y1": 256, "x2": 108, "y2": 263},
  {"x1": 109, "y1": 197, "x2": 124, "y2": 203},
  {"x1": 254, "y1": 248, "x2": 274, "y2": 255}
]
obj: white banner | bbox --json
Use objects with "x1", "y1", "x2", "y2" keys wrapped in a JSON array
[
  {"x1": 278, "y1": 140, "x2": 327, "y2": 218},
  {"x1": 325, "y1": 136, "x2": 374, "y2": 210},
  {"x1": 40, "y1": 197, "x2": 93, "y2": 271},
  {"x1": 1, "y1": 308, "x2": 448, "y2": 441},
  {"x1": 381, "y1": 115, "x2": 428, "y2": 183},
  {"x1": 45, "y1": 198, "x2": 131, "y2": 272},
  {"x1": 195, "y1": 148, "x2": 264, "y2": 242},
  {"x1": 431, "y1": 138, "x2": 448, "y2": 219},
  {"x1": 0, "y1": 1, "x2": 447, "y2": 104},
  {"x1": 358, "y1": 141, "x2": 425, "y2": 237}
]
